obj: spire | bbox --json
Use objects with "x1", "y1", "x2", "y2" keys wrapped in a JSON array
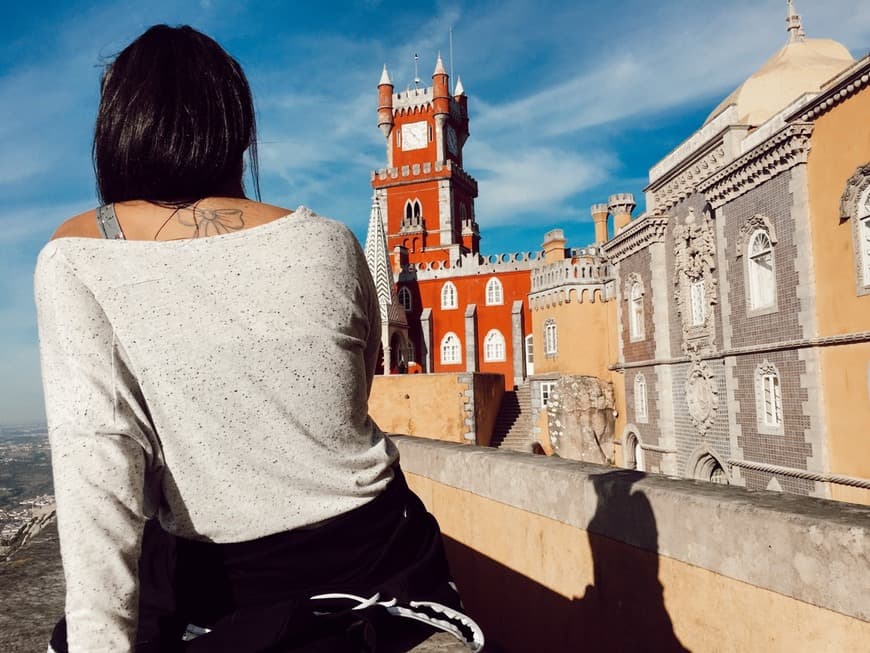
[
  {"x1": 786, "y1": 0, "x2": 804, "y2": 43},
  {"x1": 379, "y1": 64, "x2": 392, "y2": 86},
  {"x1": 433, "y1": 53, "x2": 447, "y2": 76},
  {"x1": 363, "y1": 194, "x2": 398, "y2": 310},
  {"x1": 454, "y1": 76, "x2": 465, "y2": 96}
]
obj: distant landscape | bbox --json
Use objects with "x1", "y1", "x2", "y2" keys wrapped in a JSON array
[{"x1": 0, "y1": 425, "x2": 53, "y2": 529}]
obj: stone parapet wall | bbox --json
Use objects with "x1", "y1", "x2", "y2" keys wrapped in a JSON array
[{"x1": 394, "y1": 436, "x2": 870, "y2": 652}]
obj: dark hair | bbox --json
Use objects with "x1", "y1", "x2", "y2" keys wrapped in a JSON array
[{"x1": 94, "y1": 25, "x2": 259, "y2": 205}]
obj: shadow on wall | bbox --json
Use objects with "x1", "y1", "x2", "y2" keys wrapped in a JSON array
[{"x1": 444, "y1": 471, "x2": 689, "y2": 652}]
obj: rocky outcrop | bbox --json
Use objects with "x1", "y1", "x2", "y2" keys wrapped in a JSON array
[{"x1": 546, "y1": 376, "x2": 616, "y2": 464}]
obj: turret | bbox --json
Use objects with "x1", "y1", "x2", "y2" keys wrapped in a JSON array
[
  {"x1": 609, "y1": 193, "x2": 636, "y2": 233},
  {"x1": 377, "y1": 65, "x2": 394, "y2": 139},
  {"x1": 591, "y1": 203, "x2": 610, "y2": 244},
  {"x1": 432, "y1": 55, "x2": 450, "y2": 161},
  {"x1": 542, "y1": 229, "x2": 567, "y2": 264}
]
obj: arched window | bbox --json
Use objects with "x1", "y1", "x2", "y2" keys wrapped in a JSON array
[
  {"x1": 397, "y1": 286, "x2": 412, "y2": 311},
  {"x1": 404, "y1": 199, "x2": 422, "y2": 224},
  {"x1": 440, "y1": 332, "x2": 461, "y2": 365},
  {"x1": 407, "y1": 340, "x2": 416, "y2": 363},
  {"x1": 483, "y1": 329, "x2": 506, "y2": 362},
  {"x1": 860, "y1": 187, "x2": 870, "y2": 287},
  {"x1": 634, "y1": 374, "x2": 648, "y2": 423},
  {"x1": 441, "y1": 281, "x2": 458, "y2": 309},
  {"x1": 748, "y1": 230, "x2": 775, "y2": 309},
  {"x1": 755, "y1": 360, "x2": 783, "y2": 431},
  {"x1": 485, "y1": 277, "x2": 503, "y2": 305},
  {"x1": 544, "y1": 319, "x2": 557, "y2": 356},
  {"x1": 629, "y1": 282, "x2": 644, "y2": 340},
  {"x1": 625, "y1": 432, "x2": 645, "y2": 471}
]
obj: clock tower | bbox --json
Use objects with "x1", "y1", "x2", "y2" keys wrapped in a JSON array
[{"x1": 372, "y1": 56, "x2": 480, "y2": 265}]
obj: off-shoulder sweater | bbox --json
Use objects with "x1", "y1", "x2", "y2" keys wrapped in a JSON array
[{"x1": 34, "y1": 207, "x2": 398, "y2": 652}]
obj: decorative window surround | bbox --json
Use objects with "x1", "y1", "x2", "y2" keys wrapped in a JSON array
[
  {"x1": 674, "y1": 208, "x2": 718, "y2": 355},
  {"x1": 441, "y1": 281, "x2": 458, "y2": 309},
  {"x1": 485, "y1": 277, "x2": 504, "y2": 306},
  {"x1": 544, "y1": 319, "x2": 558, "y2": 357},
  {"x1": 840, "y1": 165, "x2": 870, "y2": 296},
  {"x1": 483, "y1": 329, "x2": 506, "y2": 362},
  {"x1": 736, "y1": 214, "x2": 779, "y2": 314},
  {"x1": 755, "y1": 359, "x2": 784, "y2": 435},
  {"x1": 440, "y1": 332, "x2": 461, "y2": 365}
]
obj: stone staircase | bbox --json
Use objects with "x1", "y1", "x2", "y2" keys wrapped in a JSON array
[{"x1": 490, "y1": 382, "x2": 532, "y2": 451}]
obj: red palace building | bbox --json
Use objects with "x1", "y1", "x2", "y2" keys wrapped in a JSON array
[{"x1": 365, "y1": 57, "x2": 537, "y2": 389}]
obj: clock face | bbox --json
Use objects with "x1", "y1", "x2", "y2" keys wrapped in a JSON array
[
  {"x1": 446, "y1": 126, "x2": 458, "y2": 156},
  {"x1": 401, "y1": 121, "x2": 428, "y2": 151}
]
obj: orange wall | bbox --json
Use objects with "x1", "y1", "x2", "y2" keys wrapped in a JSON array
[
  {"x1": 369, "y1": 373, "x2": 504, "y2": 445},
  {"x1": 806, "y1": 84, "x2": 870, "y2": 502},
  {"x1": 402, "y1": 269, "x2": 532, "y2": 389},
  {"x1": 807, "y1": 85, "x2": 870, "y2": 335}
]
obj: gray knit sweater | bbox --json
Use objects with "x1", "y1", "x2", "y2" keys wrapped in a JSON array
[{"x1": 34, "y1": 207, "x2": 398, "y2": 652}]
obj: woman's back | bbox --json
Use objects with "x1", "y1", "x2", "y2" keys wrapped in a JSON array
[{"x1": 38, "y1": 203, "x2": 397, "y2": 543}]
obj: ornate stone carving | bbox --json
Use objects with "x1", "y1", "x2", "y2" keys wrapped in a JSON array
[
  {"x1": 840, "y1": 163, "x2": 870, "y2": 222},
  {"x1": 685, "y1": 359, "x2": 718, "y2": 436},
  {"x1": 700, "y1": 123, "x2": 812, "y2": 209},
  {"x1": 735, "y1": 214, "x2": 778, "y2": 257},
  {"x1": 651, "y1": 146, "x2": 727, "y2": 213},
  {"x1": 673, "y1": 208, "x2": 718, "y2": 354},
  {"x1": 602, "y1": 216, "x2": 669, "y2": 264},
  {"x1": 547, "y1": 376, "x2": 615, "y2": 464}
]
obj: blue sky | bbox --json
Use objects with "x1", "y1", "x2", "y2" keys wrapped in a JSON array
[{"x1": 1, "y1": 0, "x2": 868, "y2": 424}]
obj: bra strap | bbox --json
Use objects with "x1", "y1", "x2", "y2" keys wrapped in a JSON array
[{"x1": 96, "y1": 204, "x2": 126, "y2": 240}]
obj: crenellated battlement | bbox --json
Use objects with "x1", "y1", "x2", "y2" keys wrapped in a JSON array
[
  {"x1": 396, "y1": 250, "x2": 541, "y2": 281},
  {"x1": 529, "y1": 257, "x2": 613, "y2": 308},
  {"x1": 372, "y1": 159, "x2": 478, "y2": 193}
]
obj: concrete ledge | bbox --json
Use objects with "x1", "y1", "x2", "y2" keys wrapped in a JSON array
[{"x1": 392, "y1": 435, "x2": 870, "y2": 621}]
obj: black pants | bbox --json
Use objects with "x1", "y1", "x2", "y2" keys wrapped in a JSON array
[{"x1": 51, "y1": 468, "x2": 464, "y2": 652}]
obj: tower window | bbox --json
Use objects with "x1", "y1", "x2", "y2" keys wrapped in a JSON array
[
  {"x1": 398, "y1": 287, "x2": 412, "y2": 311},
  {"x1": 440, "y1": 332, "x2": 461, "y2": 365},
  {"x1": 441, "y1": 281, "x2": 458, "y2": 309},
  {"x1": 544, "y1": 319, "x2": 557, "y2": 357},
  {"x1": 483, "y1": 329, "x2": 506, "y2": 362},
  {"x1": 485, "y1": 278, "x2": 503, "y2": 305}
]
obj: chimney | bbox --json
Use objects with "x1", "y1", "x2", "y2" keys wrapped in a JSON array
[
  {"x1": 542, "y1": 229, "x2": 567, "y2": 264},
  {"x1": 608, "y1": 193, "x2": 636, "y2": 232},
  {"x1": 591, "y1": 203, "x2": 610, "y2": 244}
]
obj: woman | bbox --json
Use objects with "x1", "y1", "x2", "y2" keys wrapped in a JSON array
[{"x1": 36, "y1": 25, "x2": 481, "y2": 653}]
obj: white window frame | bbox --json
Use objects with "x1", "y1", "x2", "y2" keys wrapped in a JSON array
[
  {"x1": 525, "y1": 334, "x2": 534, "y2": 376},
  {"x1": 397, "y1": 286, "x2": 412, "y2": 311},
  {"x1": 440, "y1": 332, "x2": 461, "y2": 365},
  {"x1": 755, "y1": 360, "x2": 784, "y2": 434},
  {"x1": 634, "y1": 374, "x2": 648, "y2": 423},
  {"x1": 544, "y1": 319, "x2": 557, "y2": 357},
  {"x1": 690, "y1": 281, "x2": 706, "y2": 326},
  {"x1": 860, "y1": 187, "x2": 870, "y2": 289},
  {"x1": 485, "y1": 277, "x2": 504, "y2": 306},
  {"x1": 629, "y1": 282, "x2": 644, "y2": 340},
  {"x1": 748, "y1": 229, "x2": 776, "y2": 310},
  {"x1": 441, "y1": 281, "x2": 458, "y2": 310},
  {"x1": 483, "y1": 329, "x2": 506, "y2": 362},
  {"x1": 540, "y1": 381, "x2": 556, "y2": 407}
]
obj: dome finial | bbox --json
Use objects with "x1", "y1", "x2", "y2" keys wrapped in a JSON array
[{"x1": 786, "y1": 0, "x2": 805, "y2": 43}]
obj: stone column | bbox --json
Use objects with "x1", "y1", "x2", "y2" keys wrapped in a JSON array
[
  {"x1": 420, "y1": 308, "x2": 433, "y2": 373},
  {"x1": 464, "y1": 304, "x2": 478, "y2": 373},
  {"x1": 511, "y1": 300, "x2": 525, "y2": 387}
]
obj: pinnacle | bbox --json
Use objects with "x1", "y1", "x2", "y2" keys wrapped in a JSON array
[
  {"x1": 454, "y1": 76, "x2": 465, "y2": 96},
  {"x1": 433, "y1": 54, "x2": 447, "y2": 76},
  {"x1": 379, "y1": 64, "x2": 392, "y2": 86}
]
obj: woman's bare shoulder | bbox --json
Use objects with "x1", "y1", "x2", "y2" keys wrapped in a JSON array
[{"x1": 51, "y1": 209, "x2": 101, "y2": 241}]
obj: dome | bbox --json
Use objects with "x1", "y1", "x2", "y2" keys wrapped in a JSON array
[{"x1": 704, "y1": 37, "x2": 854, "y2": 126}]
